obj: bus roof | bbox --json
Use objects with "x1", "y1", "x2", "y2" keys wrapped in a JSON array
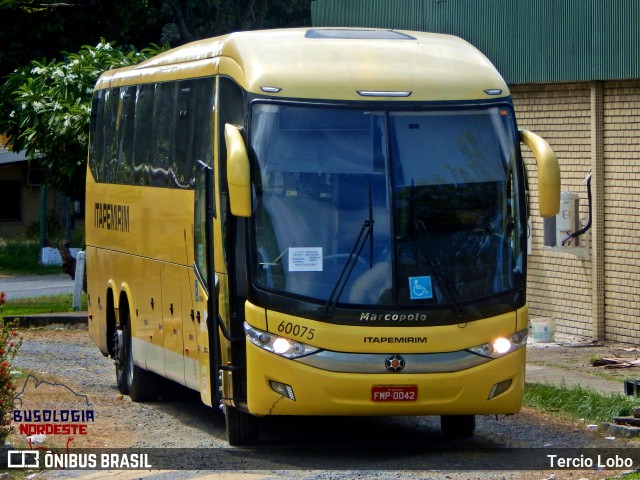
[{"x1": 96, "y1": 28, "x2": 509, "y2": 101}]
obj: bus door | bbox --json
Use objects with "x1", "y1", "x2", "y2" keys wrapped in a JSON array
[{"x1": 194, "y1": 159, "x2": 219, "y2": 407}]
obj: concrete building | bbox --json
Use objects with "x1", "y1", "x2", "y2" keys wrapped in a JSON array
[
  {"x1": 0, "y1": 139, "x2": 46, "y2": 238},
  {"x1": 0, "y1": 137, "x2": 78, "y2": 246},
  {"x1": 312, "y1": 0, "x2": 640, "y2": 343}
]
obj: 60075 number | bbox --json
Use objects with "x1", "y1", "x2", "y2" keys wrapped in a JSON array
[{"x1": 277, "y1": 321, "x2": 315, "y2": 341}]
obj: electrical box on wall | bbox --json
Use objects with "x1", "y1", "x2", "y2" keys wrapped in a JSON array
[
  {"x1": 544, "y1": 192, "x2": 580, "y2": 247},
  {"x1": 543, "y1": 191, "x2": 590, "y2": 259}
]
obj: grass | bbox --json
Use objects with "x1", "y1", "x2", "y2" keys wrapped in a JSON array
[
  {"x1": 524, "y1": 382, "x2": 637, "y2": 423},
  {"x1": 0, "y1": 240, "x2": 62, "y2": 275},
  {"x1": 0, "y1": 293, "x2": 87, "y2": 318},
  {"x1": 525, "y1": 383, "x2": 640, "y2": 479}
]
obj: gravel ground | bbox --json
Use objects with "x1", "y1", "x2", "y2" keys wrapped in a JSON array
[
  {"x1": 527, "y1": 333, "x2": 640, "y2": 387},
  {"x1": 8, "y1": 326, "x2": 640, "y2": 480}
]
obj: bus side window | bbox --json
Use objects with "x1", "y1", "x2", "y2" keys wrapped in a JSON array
[
  {"x1": 193, "y1": 77, "x2": 216, "y2": 285},
  {"x1": 176, "y1": 78, "x2": 215, "y2": 190},
  {"x1": 192, "y1": 78, "x2": 215, "y2": 177},
  {"x1": 102, "y1": 88, "x2": 119, "y2": 183},
  {"x1": 133, "y1": 84, "x2": 155, "y2": 186},
  {"x1": 173, "y1": 81, "x2": 195, "y2": 188},
  {"x1": 150, "y1": 82, "x2": 176, "y2": 187},
  {"x1": 117, "y1": 86, "x2": 136, "y2": 185},
  {"x1": 89, "y1": 91, "x2": 105, "y2": 182}
]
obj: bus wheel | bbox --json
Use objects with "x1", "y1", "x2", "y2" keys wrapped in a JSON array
[
  {"x1": 225, "y1": 405, "x2": 259, "y2": 446},
  {"x1": 440, "y1": 415, "x2": 475, "y2": 438},
  {"x1": 114, "y1": 329, "x2": 129, "y2": 395},
  {"x1": 121, "y1": 311, "x2": 159, "y2": 402}
]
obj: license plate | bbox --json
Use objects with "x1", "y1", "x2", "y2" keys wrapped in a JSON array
[{"x1": 371, "y1": 385, "x2": 418, "y2": 402}]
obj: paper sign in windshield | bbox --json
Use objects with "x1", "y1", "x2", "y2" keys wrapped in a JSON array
[{"x1": 289, "y1": 247, "x2": 323, "y2": 272}]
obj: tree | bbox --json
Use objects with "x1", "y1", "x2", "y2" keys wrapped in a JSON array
[
  {"x1": 0, "y1": 1, "x2": 311, "y2": 78},
  {"x1": 158, "y1": 0, "x2": 312, "y2": 44},
  {"x1": 0, "y1": 0, "x2": 311, "y2": 195},
  {"x1": 0, "y1": 0, "x2": 167, "y2": 78},
  {"x1": 0, "y1": 41, "x2": 162, "y2": 195}
]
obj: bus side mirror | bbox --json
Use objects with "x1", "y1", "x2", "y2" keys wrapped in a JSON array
[
  {"x1": 520, "y1": 129, "x2": 561, "y2": 218},
  {"x1": 225, "y1": 123, "x2": 252, "y2": 217}
]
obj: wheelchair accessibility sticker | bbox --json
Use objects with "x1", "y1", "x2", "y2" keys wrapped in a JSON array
[{"x1": 409, "y1": 276, "x2": 433, "y2": 300}]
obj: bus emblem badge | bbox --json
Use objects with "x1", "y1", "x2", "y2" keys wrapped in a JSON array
[{"x1": 385, "y1": 354, "x2": 405, "y2": 373}]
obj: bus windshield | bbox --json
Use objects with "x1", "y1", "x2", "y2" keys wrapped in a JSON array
[{"x1": 249, "y1": 103, "x2": 525, "y2": 314}]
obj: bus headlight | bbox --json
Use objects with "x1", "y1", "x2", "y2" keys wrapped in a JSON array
[
  {"x1": 469, "y1": 328, "x2": 528, "y2": 359},
  {"x1": 244, "y1": 322, "x2": 320, "y2": 359}
]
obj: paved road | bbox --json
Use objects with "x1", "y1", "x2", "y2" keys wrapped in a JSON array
[{"x1": 0, "y1": 273, "x2": 75, "y2": 299}]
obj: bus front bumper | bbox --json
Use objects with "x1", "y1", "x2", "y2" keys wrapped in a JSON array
[{"x1": 245, "y1": 342, "x2": 525, "y2": 416}]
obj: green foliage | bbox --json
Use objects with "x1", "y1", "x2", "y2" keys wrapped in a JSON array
[
  {"x1": 618, "y1": 473, "x2": 640, "y2": 479},
  {"x1": 0, "y1": 2, "x2": 311, "y2": 196},
  {"x1": 0, "y1": 41, "x2": 163, "y2": 195},
  {"x1": 524, "y1": 382, "x2": 637, "y2": 423},
  {"x1": 0, "y1": 317, "x2": 23, "y2": 442},
  {"x1": 0, "y1": 1, "x2": 169, "y2": 78},
  {"x1": 158, "y1": 0, "x2": 311, "y2": 44},
  {"x1": 24, "y1": 209, "x2": 63, "y2": 244},
  {"x1": 0, "y1": 240, "x2": 60, "y2": 274},
  {"x1": 0, "y1": 1, "x2": 311, "y2": 77}
]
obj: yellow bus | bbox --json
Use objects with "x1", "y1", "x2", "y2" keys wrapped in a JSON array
[{"x1": 86, "y1": 28, "x2": 560, "y2": 445}]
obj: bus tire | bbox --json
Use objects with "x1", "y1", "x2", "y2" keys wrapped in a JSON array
[
  {"x1": 225, "y1": 405, "x2": 259, "y2": 446},
  {"x1": 114, "y1": 328, "x2": 129, "y2": 395},
  {"x1": 121, "y1": 308, "x2": 159, "y2": 402},
  {"x1": 440, "y1": 415, "x2": 475, "y2": 438}
]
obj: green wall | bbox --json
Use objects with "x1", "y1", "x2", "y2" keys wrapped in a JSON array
[{"x1": 312, "y1": 0, "x2": 640, "y2": 84}]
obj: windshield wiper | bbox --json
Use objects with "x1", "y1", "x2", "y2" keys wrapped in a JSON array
[
  {"x1": 410, "y1": 181, "x2": 467, "y2": 319},
  {"x1": 324, "y1": 180, "x2": 375, "y2": 317},
  {"x1": 258, "y1": 247, "x2": 289, "y2": 268}
]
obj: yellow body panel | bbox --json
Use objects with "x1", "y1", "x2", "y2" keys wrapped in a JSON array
[
  {"x1": 94, "y1": 28, "x2": 508, "y2": 102},
  {"x1": 86, "y1": 174, "x2": 195, "y2": 265},
  {"x1": 86, "y1": 168, "x2": 206, "y2": 388},
  {"x1": 256, "y1": 305, "x2": 521, "y2": 354},
  {"x1": 244, "y1": 304, "x2": 526, "y2": 416},
  {"x1": 246, "y1": 341, "x2": 524, "y2": 416}
]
